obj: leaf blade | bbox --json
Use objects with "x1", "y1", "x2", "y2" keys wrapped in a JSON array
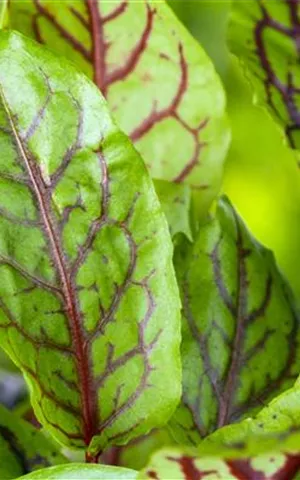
[
  {"x1": 228, "y1": 0, "x2": 300, "y2": 153},
  {"x1": 9, "y1": 0, "x2": 230, "y2": 196},
  {"x1": 0, "y1": 30, "x2": 181, "y2": 453},
  {"x1": 170, "y1": 196, "x2": 300, "y2": 444}
]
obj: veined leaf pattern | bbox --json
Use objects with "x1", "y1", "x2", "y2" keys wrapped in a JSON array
[
  {"x1": 229, "y1": 0, "x2": 300, "y2": 152},
  {"x1": 138, "y1": 446, "x2": 300, "y2": 479},
  {"x1": 153, "y1": 180, "x2": 193, "y2": 241},
  {"x1": 9, "y1": 0, "x2": 230, "y2": 196},
  {"x1": 0, "y1": 31, "x2": 181, "y2": 457},
  {"x1": 0, "y1": 404, "x2": 66, "y2": 480},
  {"x1": 205, "y1": 384, "x2": 300, "y2": 454},
  {"x1": 170, "y1": 197, "x2": 300, "y2": 445}
]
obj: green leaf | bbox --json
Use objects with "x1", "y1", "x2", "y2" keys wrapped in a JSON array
[
  {"x1": 0, "y1": 404, "x2": 66, "y2": 480},
  {"x1": 170, "y1": 196, "x2": 300, "y2": 444},
  {"x1": 8, "y1": 0, "x2": 230, "y2": 195},
  {"x1": 153, "y1": 180, "x2": 192, "y2": 241},
  {"x1": 17, "y1": 464, "x2": 137, "y2": 480},
  {"x1": 228, "y1": 0, "x2": 300, "y2": 152},
  {"x1": 0, "y1": 30, "x2": 181, "y2": 455}
]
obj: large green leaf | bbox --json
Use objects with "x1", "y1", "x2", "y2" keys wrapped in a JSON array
[
  {"x1": 17, "y1": 464, "x2": 137, "y2": 480},
  {"x1": 8, "y1": 0, "x2": 230, "y2": 199},
  {"x1": 229, "y1": 0, "x2": 300, "y2": 152},
  {"x1": 0, "y1": 30, "x2": 181, "y2": 456},
  {"x1": 170, "y1": 196, "x2": 300, "y2": 445},
  {"x1": 0, "y1": 404, "x2": 66, "y2": 480}
]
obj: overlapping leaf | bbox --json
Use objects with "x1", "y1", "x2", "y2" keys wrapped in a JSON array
[
  {"x1": 0, "y1": 30, "x2": 181, "y2": 456},
  {"x1": 170, "y1": 196, "x2": 300, "y2": 445},
  {"x1": 229, "y1": 0, "x2": 300, "y2": 152},
  {"x1": 8, "y1": 0, "x2": 230, "y2": 200},
  {"x1": 0, "y1": 404, "x2": 66, "y2": 480},
  {"x1": 17, "y1": 464, "x2": 137, "y2": 480}
]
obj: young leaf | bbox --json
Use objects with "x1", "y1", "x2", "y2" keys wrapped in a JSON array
[
  {"x1": 0, "y1": 30, "x2": 181, "y2": 455},
  {"x1": 170, "y1": 196, "x2": 300, "y2": 444},
  {"x1": 229, "y1": 0, "x2": 300, "y2": 152},
  {"x1": 0, "y1": 404, "x2": 66, "y2": 480},
  {"x1": 9, "y1": 0, "x2": 230, "y2": 194},
  {"x1": 17, "y1": 464, "x2": 137, "y2": 480}
]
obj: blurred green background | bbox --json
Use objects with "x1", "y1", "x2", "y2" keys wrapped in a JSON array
[{"x1": 169, "y1": 0, "x2": 300, "y2": 299}]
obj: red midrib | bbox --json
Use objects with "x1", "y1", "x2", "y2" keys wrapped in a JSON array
[
  {"x1": 86, "y1": 0, "x2": 107, "y2": 95},
  {"x1": 7, "y1": 107, "x2": 97, "y2": 446}
]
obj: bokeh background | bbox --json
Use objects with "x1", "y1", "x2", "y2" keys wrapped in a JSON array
[{"x1": 170, "y1": 0, "x2": 300, "y2": 300}]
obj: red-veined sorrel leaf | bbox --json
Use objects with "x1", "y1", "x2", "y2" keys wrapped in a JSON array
[
  {"x1": 0, "y1": 403, "x2": 66, "y2": 480},
  {"x1": 229, "y1": 0, "x2": 300, "y2": 154},
  {"x1": 0, "y1": 30, "x2": 181, "y2": 457},
  {"x1": 170, "y1": 196, "x2": 300, "y2": 445},
  {"x1": 8, "y1": 0, "x2": 230, "y2": 205}
]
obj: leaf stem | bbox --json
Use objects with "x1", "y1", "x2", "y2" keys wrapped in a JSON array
[{"x1": 85, "y1": 451, "x2": 101, "y2": 464}]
